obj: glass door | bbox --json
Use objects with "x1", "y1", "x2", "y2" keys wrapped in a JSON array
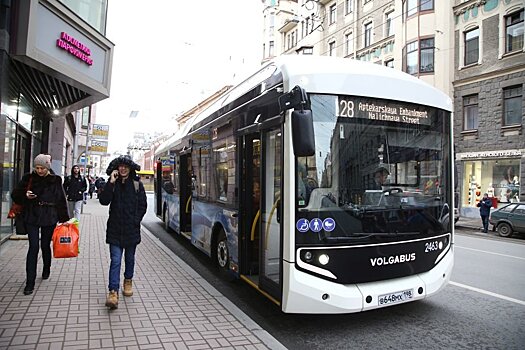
[{"x1": 259, "y1": 128, "x2": 282, "y2": 300}]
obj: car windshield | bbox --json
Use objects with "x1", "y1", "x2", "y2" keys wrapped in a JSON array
[{"x1": 296, "y1": 94, "x2": 452, "y2": 245}]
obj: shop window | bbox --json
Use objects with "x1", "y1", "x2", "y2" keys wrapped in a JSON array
[
  {"x1": 462, "y1": 160, "x2": 520, "y2": 209},
  {"x1": 463, "y1": 94, "x2": 479, "y2": 130},
  {"x1": 505, "y1": 9, "x2": 524, "y2": 53},
  {"x1": 503, "y1": 85, "x2": 523, "y2": 126},
  {"x1": 464, "y1": 27, "x2": 479, "y2": 65}
]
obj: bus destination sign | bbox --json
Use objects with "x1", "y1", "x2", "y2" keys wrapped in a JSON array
[{"x1": 338, "y1": 96, "x2": 434, "y2": 126}]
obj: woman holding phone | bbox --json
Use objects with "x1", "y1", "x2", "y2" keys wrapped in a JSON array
[{"x1": 11, "y1": 154, "x2": 69, "y2": 295}]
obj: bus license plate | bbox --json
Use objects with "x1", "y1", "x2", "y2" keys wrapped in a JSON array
[{"x1": 378, "y1": 289, "x2": 413, "y2": 306}]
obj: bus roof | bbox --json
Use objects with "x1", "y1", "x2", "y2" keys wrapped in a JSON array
[
  {"x1": 156, "y1": 55, "x2": 453, "y2": 157},
  {"x1": 272, "y1": 55, "x2": 452, "y2": 112}
]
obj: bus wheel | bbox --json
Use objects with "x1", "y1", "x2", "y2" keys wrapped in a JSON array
[
  {"x1": 497, "y1": 222, "x2": 512, "y2": 237},
  {"x1": 215, "y1": 229, "x2": 229, "y2": 270}
]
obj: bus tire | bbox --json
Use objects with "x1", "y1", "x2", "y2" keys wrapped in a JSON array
[{"x1": 214, "y1": 229, "x2": 229, "y2": 271}]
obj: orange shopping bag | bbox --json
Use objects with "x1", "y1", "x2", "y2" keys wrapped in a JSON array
[{"x1": 52, "y1": 219, "x2": 79, "y2": 258}]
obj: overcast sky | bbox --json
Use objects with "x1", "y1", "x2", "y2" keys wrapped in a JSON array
[{"x1": 96, "y1": 0, "x2": 263, "y2": 153}]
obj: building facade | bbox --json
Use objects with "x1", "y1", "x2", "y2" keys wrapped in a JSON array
[
  {"x1": 0, "y1": 0, "x2": 114, "y2": 242},
  {"x1": 262, "y1": 0, "x2": 523, "y2": 218},
  {"x1": 453, "y1": 0, "x2": 524, "y2": 217}
]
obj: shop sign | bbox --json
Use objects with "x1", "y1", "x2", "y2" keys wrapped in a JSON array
[
  {"x1": 457, "y1": 150, "x2": 522, "y2": 160},
  {"x1": 92, "y1": 124, "x2": 109, "y2": 140},
  {"x1": 56, "y1": 32, "x2": 93, "y2": 66}
]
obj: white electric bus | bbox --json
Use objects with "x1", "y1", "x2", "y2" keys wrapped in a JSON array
[{"x1": 154, "y1": 55, "x2": 454, "y2": 313}]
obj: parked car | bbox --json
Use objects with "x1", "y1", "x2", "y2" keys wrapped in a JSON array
[{"x1": 489, "y1": 202, "x2": 525, "y2": 237}]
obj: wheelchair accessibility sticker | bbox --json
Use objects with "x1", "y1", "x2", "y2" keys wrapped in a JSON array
[
  {"x1": 296, "y1": 218, "x2": 310, "y2": 233},
  {"x1": 297, "y1": 218, "x2": 336, "y2": 233}
]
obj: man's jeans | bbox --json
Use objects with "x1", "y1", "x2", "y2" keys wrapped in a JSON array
[
  {"x1": 108, "y1": 244, "x2": 137, "y2": 292},
  {"x1": 481, "y1": 215, "x2": 489, "y2": 233},
  {"x1": 67, "y1": 200, "x2": 82, "y2": 220}
]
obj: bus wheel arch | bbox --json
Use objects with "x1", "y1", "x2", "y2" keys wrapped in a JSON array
[{"x1": 212, "y1": 224, "x2": 229, "y2": 271}]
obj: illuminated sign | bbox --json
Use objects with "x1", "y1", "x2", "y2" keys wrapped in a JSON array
[
  {"x1": 56, "y1": 32, "x2": 93, "y2": 66},
  {"x1": 338, "y1": 96, "x2": 435, "y2": 126},
  {"x1": 457, "y1": 150, "x2": 522, "y2": 159}
]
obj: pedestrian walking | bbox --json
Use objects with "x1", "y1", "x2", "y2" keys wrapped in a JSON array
[
  {"x1": 477, "y1": 193, "x2": 492, "y2": 233},
  {"x1": 11, "y1": 154, "x2": 70, "y2": 295},
  {"x1": 99, "y1": 155, "x2": 147, "y2": 309},
  {"x1": 63, "y1": 165, "x2": 87, "y2": 220},
  {"x1": 88, "y1": 175, "x2": 96, "y2": 199}
]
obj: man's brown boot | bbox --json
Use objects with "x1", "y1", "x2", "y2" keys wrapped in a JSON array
[
  {"x1": 105, "y1": 290, "x2": 119, "y2": 309},
  {"x1": 123, "y1": 279, "x2": 133, "y2": 297}
]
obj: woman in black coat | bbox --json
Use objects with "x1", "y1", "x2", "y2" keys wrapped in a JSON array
[{"x1": 11, "y1": 154, "x2": 69, "y2": 295}]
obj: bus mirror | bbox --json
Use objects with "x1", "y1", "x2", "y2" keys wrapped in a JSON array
[{"x1": 291, "y1": 109, "x2": 315, "y2": 157}]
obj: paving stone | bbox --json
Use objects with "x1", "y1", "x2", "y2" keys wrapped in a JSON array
[{"x1": 0, "y1": 201, "x2": 274, "y2": 350}]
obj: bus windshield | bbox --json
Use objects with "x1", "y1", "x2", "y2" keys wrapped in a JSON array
[{"x1": 296, "y1": 94, "x2": 452, "y2": 244}]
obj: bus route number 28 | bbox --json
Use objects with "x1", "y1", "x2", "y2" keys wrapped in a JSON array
[{"x1": 339, "y1": 99, "x2": 354, "y2": 118}]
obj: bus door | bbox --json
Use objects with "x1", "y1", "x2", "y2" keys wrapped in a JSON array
[
  {"x1": 179, "y1": 153, "x2": 192, "y2": 234},
  {"x1": 239, "y1": 133, "x2": 261, "y2": 277},
  {"x1": 259, "y1": 127, "x2": 282, "y2": 301},
  {"x1": 154, "y1": 160, "x2": 162, "y2": 217}
]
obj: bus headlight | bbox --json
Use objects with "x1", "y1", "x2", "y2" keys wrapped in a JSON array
[
  {"x1": 304, "y1": 251, "x2": 313, "y2": 262},
  {"x1": 318, "y1": 254, "x2": 329, "y2": 265}
]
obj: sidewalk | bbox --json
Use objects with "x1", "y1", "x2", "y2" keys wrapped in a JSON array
[{"x1": 0, "y1": 198, "x2": 286, "y2": 350}]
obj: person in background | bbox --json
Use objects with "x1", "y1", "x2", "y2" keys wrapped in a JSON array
[
  {"x1": 88, "y1": 175, "x2": 96, "y2": 199},
  {"x1": 99, "y1": 155, "x2": 147, "y2": 309},
  {"x1": 373, "y1": 166, "x2": 390, "y2": 189},
  {"x1": 477, "y1": 193, "x2": 492, "y2": 233},
  {"x1": 63, "y1": 165, "x2": 87, "y2": 220},
  {"x1": 11, "y1": 154, "x2": 69, "y2": 295}
]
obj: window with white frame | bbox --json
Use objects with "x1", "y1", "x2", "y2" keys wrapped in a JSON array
[
  {"x1": 345, "y1": 32, "x2": 354, "y2": 56},
  {"x1": 503, "y1": 85, "x2": 523, "y2": 126},
  {"x1": 505, "y1": 9, "x2": 524, "y2": 53},
  {"x1": 464, "y1": 27, "x2": 479, "y2": 65},
  {"x1": 385, "y1": 11, "x2": 394, "y2": 37},
  {"x1": 345, "y1": 0, "x2": 353, "y2": 15},
  {"x1": 364, "y1": 22, "x2": 372, "y2": 47},
  {"x1": 269, "y1": 41, "x2": 274, "y2": 57},
  {"x1": 329, "y1": 4, "x2": 336, "y2": 25},
  {"x1": 405, "y1": 41, "x2": 418, "y2": 74},
  {"x1": 329, "y1": 41, "x2": 336, "y2": 56},
  {"x1": 463, "y1": 94, "x2": 479, "y2": 130}
]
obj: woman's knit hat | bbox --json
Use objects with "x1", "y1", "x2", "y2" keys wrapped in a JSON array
[{"x1": 34, "y1": 154, "x2": 51, "y2": 170}]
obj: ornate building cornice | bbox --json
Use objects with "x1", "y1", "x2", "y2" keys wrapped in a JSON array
[{"x1": 453, "y1": 0, "x2": 487, "y2": 16}]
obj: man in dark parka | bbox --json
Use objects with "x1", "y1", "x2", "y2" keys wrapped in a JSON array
[{"x1": 99, "y1": 155, "x2": 147, "y2": 309}]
